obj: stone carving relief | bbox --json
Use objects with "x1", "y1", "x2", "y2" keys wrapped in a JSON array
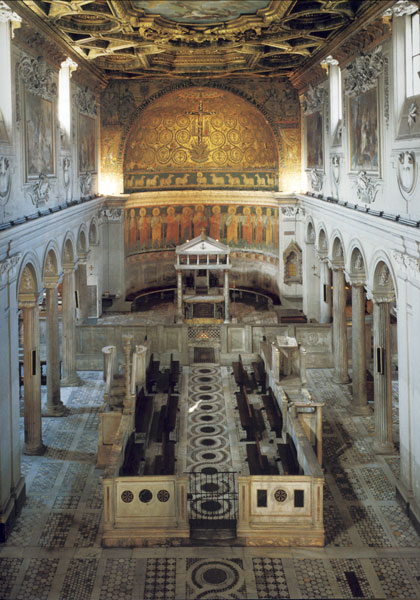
[
  {"x1": 74, "y1": 86, "x2": 97, "y2": 117},
  {"x1": 303, "y1": 84, "x2": 327, "y2": 115},
  {"x1": 393, "y1": 250, "x2": 420, "y2": 284},
  {"x1": 397, "y1": 151, "x2": 418, "y2": 200},
  {"x1": 310, "y1": 169, "x2": 324, "y2": 192},
  {"x1": 20, "y1": 266, "x2": 36, "y2": 292},
  {"x1": 80, "y1": 172, "x2": 92, "y2": 197},
  {"x1": 281, "y1": 206, "x2": 304, "y2": 217},
  {"x1": 63, "y1": 158, "x2": 71, "y2": 201},
  {"x1": 0, "y1": 156, "x2": 11, "y2": 212},
  {"x1": 382, "y1": 0, "x2": 418, "y2": 17},
  {"x1": 408, "y1": 102, "x2": 418, "y2": 129},
  {"x1": 101, "y1": 208, "x2": 122, "y2": 222},
  {"x1": 344, "y1": 46, "x2": 384, "y2": 97},
  {"x1": 0, "y1": 0, "x2": 21, "y2": 27},
  {"x1": 26, "y1": 173, "x2": 51, "y2": 207},
  {"x1": 0, "y1": 253, "x2": 21, "y2": 288},
  {"x1": 355, "y1": 170, "x2": 380, "y2": 204},
  {"x1": 331, "y1": 155, "x2": 340, "y2": 195},
  {"x1": 18, "y1": 56, "x2": 57, "y2": 100}
]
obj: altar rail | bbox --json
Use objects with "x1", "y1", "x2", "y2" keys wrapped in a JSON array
[{"x1": 77, "y1": 323, "x2": 333, "y2": 370}]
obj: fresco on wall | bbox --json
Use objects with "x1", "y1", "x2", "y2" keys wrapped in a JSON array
[
  {"x1": 132, "y1": 1, "x2": 270, "y2": 24},
  {"x1": 349, "y1": 87, "x2": 378, "y2": 172},
  {"x1": 305, "y1": 111, "x2": 323, "y2": 169},
  {"x1": 125, "y1": 205, "x2": 279, "y2": 255},
  {"x1": 25, "y1": 91, "x2": 54, "y2": 178},
  {"x1": 123, "y1": 87, "x2": 278, "y2": 191},
  {"x1": 79, "y1": 114, "x2": 96, "y2": 173}
]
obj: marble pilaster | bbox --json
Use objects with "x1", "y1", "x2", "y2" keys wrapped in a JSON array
[
  {"x1": 320, "y1": 259, "x2": 332, "y2": 324},
  {"x1": 224, "y1": 269, "x2": 230, "y2": 323},
  {"x1": 76, "y1": 256, "x2": 89, "y2": 323},
  {"x1": 176, "y1": 270, "x2": 183, "y2": 322}
]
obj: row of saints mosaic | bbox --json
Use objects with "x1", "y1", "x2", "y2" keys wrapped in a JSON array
[{"x1": 125, "y1": 205, "x2": 279, "y2": 253}]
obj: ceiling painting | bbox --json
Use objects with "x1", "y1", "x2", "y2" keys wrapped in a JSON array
[
  {"x1": 132, "y1": 1, "x2": 270, "y2": 24},
  {"x1": 123, "y1": 87, "x2": 278, "y2": 192}
]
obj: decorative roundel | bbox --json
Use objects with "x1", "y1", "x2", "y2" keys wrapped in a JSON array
[
  {"x1": 176, "y1": 114, "x2": 190, "y2": 128},
  {"x1": 274, "y1": 488, "x2": 288, "y2": 503},
  {"x1": 159, "y1": 129, "x2": 173, "y2": 145},
  {"x1": 139, "y1": 489, "x2": 153, "y2": 503},
  {"x1": 121, "y1": 490, "x2": 134, "y2": 503},
  {"x1": 157, "y1": 489, "x2": 170, "y2": 502},
  {"x1": 172, "y1": 149, "x2": 188, "y2": 164},
  {"x1": 176, "y1": 129, "x2": 190, "y2": 145}
]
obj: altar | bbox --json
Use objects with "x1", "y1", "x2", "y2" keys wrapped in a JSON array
[{"x1": 175, "y1": 232, "x2": 231, "y2": 323}]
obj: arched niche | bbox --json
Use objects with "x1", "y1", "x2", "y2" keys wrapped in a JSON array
[
  {"x1": 123, "y1": 87, "x2": 279, "y2": 192},
  {"x1": 283, "y1": 241, "x2": 302, "y2": 285}
]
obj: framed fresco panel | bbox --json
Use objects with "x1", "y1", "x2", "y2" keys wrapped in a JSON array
[
  {"x1": 79, "y1": 113, "x2": 96, "y2": 173},
  {"x1": 25, "y1": 90, "x2": 55, "y2": 179},
  {"x1": 305, "y1": 112, "x2": 323, "y2": 169},
  {"x1": 349, "y1": 87, "x2": 379, "y2": 172}
]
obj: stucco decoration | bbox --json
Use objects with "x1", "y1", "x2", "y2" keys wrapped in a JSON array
[
  {"x1": 0, "y1": 156, "x2": 11, "y2": 212},
  {"x1": 355, "y1": 170, "x2": 380, "y2": 204},
  {"x1": 303, "y1": 83, "x2": 327, "y2": 115},
  {"x1": 310, "y1": 169, "x2": 324, "y2": 192},
  {"x1": 18, "y1": 56, "x2": 57, "y2": 100},
  {"x1": 397, "y1": 151, "x2": 418, "y2": 200},
  {"x1": 80, "y1": 172, "x2": 92, "y2": 197},
  {"x1": 26, "y1": 173, "x2": 51, "y2": 207},
  {"x1": 123, "y1": 87, "x2": 278, "y2": 192},
  {"x1": 74, "y1": 86, "x2": 97, "y2": 117},
  {"x1": 331, "y1": 155, "x2": 340, "y2": 195},
  {"x1": 63, "y1": 157, "x2": 71, "y2": 202},
  {"x1": 344, "y1": 46, "x2": 384, "y2": 97}
]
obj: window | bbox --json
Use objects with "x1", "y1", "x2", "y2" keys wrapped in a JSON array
[
  {"x1": 406, "y1": 11, "x2": 420, "y2": 97},
  {"x1": 59, "y1": 57, "x2": 77, "y2": 144},
  {"x1": 330, "y1": 63, "x2": 342, "y2": 144}
]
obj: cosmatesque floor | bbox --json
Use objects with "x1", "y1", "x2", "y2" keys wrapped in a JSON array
[{"x1": 1, "y1": 368, "x2": 420, "y2": 600}]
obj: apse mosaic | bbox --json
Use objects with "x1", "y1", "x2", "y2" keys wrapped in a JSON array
[
  {"x1": 124, "y1": 204, "x2": 279, "y2": 255},
  {"x1": 123, "y1": 87, "x2": 278, "y2": 192}
]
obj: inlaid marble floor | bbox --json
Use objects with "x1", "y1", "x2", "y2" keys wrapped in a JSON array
[{"x1": 1, "y1": 369, "x2": 420, "y2": 599}]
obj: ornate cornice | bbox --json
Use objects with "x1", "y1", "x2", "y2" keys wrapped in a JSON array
[
  {"x1": 344, "y1": 45, "x2": 384, "y2": 97},
  {"x1": 382, "y1": 1, "x2": 419, "y2": 17},
  {"x1": 0, "y1": 1, "x2": 21, "y2": 25},
  {"x1": 18, "y1": 55, "x2": 57, "y2": 100}
]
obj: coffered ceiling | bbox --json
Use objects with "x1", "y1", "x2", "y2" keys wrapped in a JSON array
[{"x1": 18, "y1": 0, "x2": 395, "y2": 80}]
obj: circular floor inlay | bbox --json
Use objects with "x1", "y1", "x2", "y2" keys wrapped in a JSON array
[
  {"x1": 200, "y1": 415, "x2": 213, "y2": 421},
  {"x1": 200, "y1": 426, "x2": 215, "y2": 433},
  {"x1": 201, "y1": 500, "x2": 222, "y2": 512},
  {"x1": 202, "y1": 482, "x2": 219, "y2": 493},
  {"x1": 203, "y1": 567, "x2": 228, "y2": 584},
  {"x1": 202, "y1": 467, "x2": 217, "y2": 474},
  {"x1": 199, "y1": 394, "x2": 212, "y2": 400},
  {"x1": 199, "y1": 368, "x2": 211, "y2": 373},
  {"x1": 201, "y1": 404, "x2": 212, "y2": 410},
  {"x1": 201, "y1": 438, "x2": 216, "y2": 446},
  {"x1": 199, "y1": 377, "x2": 212, "y2": 382},
  {"x1": 202, "y1": 452, "x2": 216, "y2": 459},
  {"x1": 199, "y1": 385, "x2": 212, "y2": 391}
]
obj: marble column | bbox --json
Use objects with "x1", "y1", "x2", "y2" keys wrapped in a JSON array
[
  {"x1": 332, "y1": 266, "x2": 349, "y2": 384},
  {"x1": 224, "y1": 269, "x2": 230, "y2": 323},
  {"x1": 176, "y1": 270, "x2": 183, "y2": 322},
  {"x1": 373, "y1": 298, "x2": 395, "y2": 454},
  {"x1": 22, "y1": 302, "x2": 45, "y2": 455},
  {"x1": 351, "y1": 282, "x2": 371, "y2": 415},
  {"x1": 76, "y1": 256, "x2": 89, "y2": 323},
  {"x1": 320, "y1": 259, "x2": 332, "y2": 324},
  {"x1": 43, "y1": 282, "x2": 66, "y2": 416},
  {"x1": 61, "y1": 266, "x2": 82, "y2": 386}
]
